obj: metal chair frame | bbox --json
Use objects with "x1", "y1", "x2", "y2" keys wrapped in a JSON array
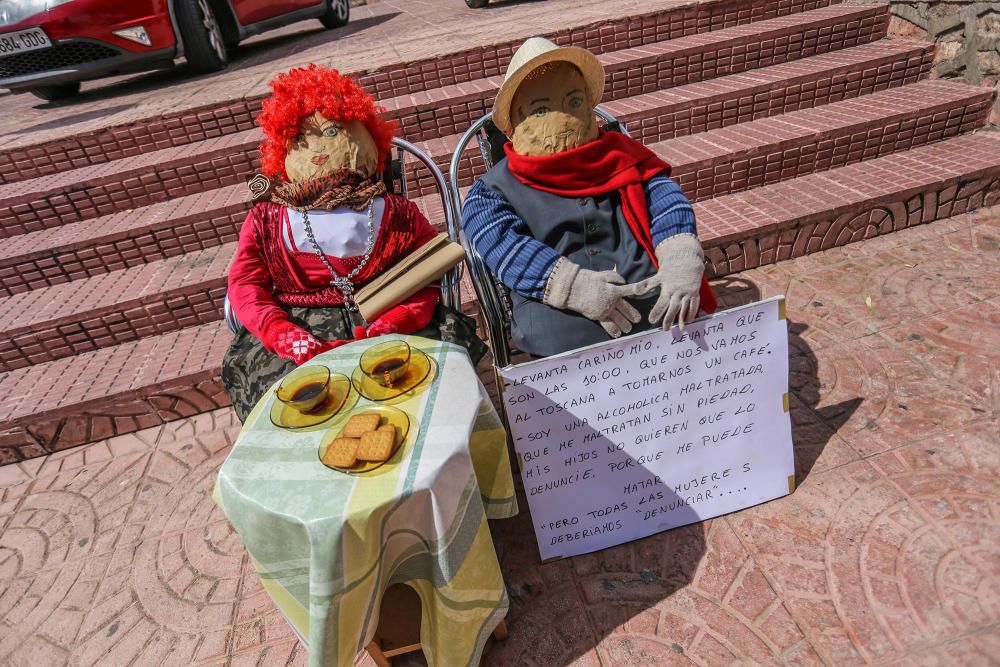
[
  {"x1": 224, "y1": 137, "x2": 462, "y2": 333},
  {"x1": 447, "y1": 108, "x2": 626, "y2": 384}
]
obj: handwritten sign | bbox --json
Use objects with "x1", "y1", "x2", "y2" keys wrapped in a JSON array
[{"x1": 501, "y1": 297, "x2": 794, "y2": 560}]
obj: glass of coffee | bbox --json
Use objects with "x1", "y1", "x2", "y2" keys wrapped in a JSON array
[
  {"x1": 360, "y1": 340, "x2": 412, "y2": 388},
  {"x1": 276, "y1": 365, "x2": 332, "y2": 413}
]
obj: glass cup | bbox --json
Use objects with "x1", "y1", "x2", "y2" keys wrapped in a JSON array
[
  {"x1": 275, "y1": 365, "x2": 331, "y2": 413},
  {"x1": 359, "y1": 340, "x2": 412, "y2": 388}
]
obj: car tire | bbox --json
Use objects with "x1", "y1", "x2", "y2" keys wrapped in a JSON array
[
  {"x1": 29, "y1": 81, "x2": 81, "y2": 101},
  {"x1": 175, "y1": 0, "x2": 229, "y2": 73},
  {"x1": 320, "y1": 0, "x2": 350, "y2": 29},
  {"x1": 466, "y1": 0, "x2": 490, "y2": 7}
]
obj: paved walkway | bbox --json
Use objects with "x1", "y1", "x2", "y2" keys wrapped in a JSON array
[
  {"x1": 0, "y1": 205, "x2": 997, "y2": 665},
  {"x1": 0, "y1": 0, "x2": 705, "y2": 151}
]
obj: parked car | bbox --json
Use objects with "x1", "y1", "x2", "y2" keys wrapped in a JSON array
[{"x1": 0, "y1": 0, "x2": 351, "y2": 100}]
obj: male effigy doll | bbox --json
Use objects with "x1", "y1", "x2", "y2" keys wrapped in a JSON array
[
  {"x1": 463, "y1": 38, "x2": 717, "y2": 357},
  {"x1": 223, "y1": 65, "x2": 481, "y2": 420}
]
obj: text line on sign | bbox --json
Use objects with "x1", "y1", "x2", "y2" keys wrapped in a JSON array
[{"x1": 501, "y1": 297, "x2": 794, "y2": 561}]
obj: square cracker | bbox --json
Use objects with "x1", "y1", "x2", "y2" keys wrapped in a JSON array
[
  {"x1": 323, "y1": 437, "x2": 359, "y2": 468},
  {"x1": 342, "y1": 414, "x2": 381, "y2": 438},
  {"x1": 357, "y1": 429, "x2": 395, "y2": 462},
  {"x1": 378, "y1": 424, "x2": 396, "y2": 436}
]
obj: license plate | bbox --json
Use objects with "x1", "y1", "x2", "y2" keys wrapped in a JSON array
[{"x1": 0, "y1": 27, "x2": 52, "y2": 56}]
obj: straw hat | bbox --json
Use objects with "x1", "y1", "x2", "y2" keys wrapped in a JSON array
[{"x1": 492, "y1": 37, "x2": 605, "y2": 136}]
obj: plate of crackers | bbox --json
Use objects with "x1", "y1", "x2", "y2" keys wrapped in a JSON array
[{"x1": 318, "y1": 405, "x2": 412, "y2": 474}]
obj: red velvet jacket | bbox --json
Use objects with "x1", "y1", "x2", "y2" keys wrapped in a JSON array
[{"x1": 228, "y1": 194, "x2": 439, "y2": 350}]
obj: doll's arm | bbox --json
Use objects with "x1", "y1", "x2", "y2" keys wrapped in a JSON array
[
  {"x1": 646, "y1": 175, "x2": 698, "y2": 245},
  {"x1": 461, "y1": 180, "x2": 562, "y2": 300},
  {"x1": 637, "y1": 176, "x2": 713, "y2": 330},
  {"x1": 367, "y1": 286, "x2": 439, "y2": 337},
  {"x1": 228, "y1": 208, "x2": 292, "y2": 342},
  {"x1": 228, "y1": 209, "x2": 329, "y2": 363}
]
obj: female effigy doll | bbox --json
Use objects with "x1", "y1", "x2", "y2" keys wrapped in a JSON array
[
  {"x1": 462, "y1": 37, "x2": 717, "y2": 357},
  {"x1": 223, "y1": 65, "x2": 480, "y2": 420}
]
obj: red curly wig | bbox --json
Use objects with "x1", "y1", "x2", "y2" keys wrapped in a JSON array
[{"x1": 258, "y1": 64, "x2": 395, "y2": 180}]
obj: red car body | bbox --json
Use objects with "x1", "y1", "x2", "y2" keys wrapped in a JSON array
[{"x1": 0, "y1": 0, "x2": 347, "y2": 96}]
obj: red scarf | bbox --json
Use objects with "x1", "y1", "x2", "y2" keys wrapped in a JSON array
[{"x1": 504, "y1": 131, "x2": 716, "y2": 313}]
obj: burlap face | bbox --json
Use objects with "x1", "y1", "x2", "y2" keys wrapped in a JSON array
[
  {"x1": 284, "y1": 112, "x2": 379, "y2": 182},
  {"x1": 510, "y1": 62, "x2": 598, "y2": 156}
]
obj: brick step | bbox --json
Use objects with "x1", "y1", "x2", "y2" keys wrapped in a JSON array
[
  {"x1": 0, "y1": 4, "x2": 886, "y2": 235},
  {"x1": 0, "y1": 292, "x2": 487, "y2": 463},
  {"x1": 696, "y1": 130, "x2": 1000, "y2": 275},
  {"x1": 0, "y1": 244, "x2": 234, "y2": 372},
  {"x1": 458, "y1": 132, "x2": 1000, "y2": 322},
  {"x1": 0, "y1": 184, "x2": 248, "y2": 296},
  {"x1": 660, "y1": 79, "x2": 993, "y2": 202},
  {"x1": 598, "y1": 39, "x2": 933, "y2": 150},
  {"x1": 422, "y1": 78, "x2": 992, "y2": 198},
  {"x1": 0, "y1": 112, "x2": 1000, "y2": 371},
  {"x1": 0, "y1": 321, "x2": 232, "y2": 463},
  {"x1": 0, "y1": 188, "x2": 456, "y2": 368},
  {"x1": 0, "y1": 129, "x2": 258, "y2": 238},
  {"x1": 6, "y1": 78, "x2": 989, "y2": 370},
  {"x1": 4, "y1": 130, "x2": 1000, "y2": 463},
  {"x1": 385, "y1": 3, "x2": 890, "y2": 143},
  {"x1": 0, "y1": 188, "x2": 450, "y2": 296},
  {"x1": 0, "y1": 0, "x2": 840, "y2": 185},
  {"x1": 411, "y1": 39, "x2": 937, "y2": 196}
]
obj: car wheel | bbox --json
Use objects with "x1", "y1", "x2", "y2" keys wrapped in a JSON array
[
  {"x1": 466, "y1": 0, "x2": 490, "y2": 7},
  {"x1": 176, "y1": 0, "x2": 229, "y2": 73},
  {"x1": 29, "y1": 81, "x2": 81, "y2": 101},
  {"x1": 320, "y1": 0, "x2": 350, "y2": 29}
]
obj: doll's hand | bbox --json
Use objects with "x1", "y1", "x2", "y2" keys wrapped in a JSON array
[
  {"x1": 543, "y1": 258, "x2": 647, "y2": 337},
  {"x1": 633, "y1": 233, "x2": 705, "y2": 331},
  {"x1": 271, "y1": 324, "x2": 328, "y2": 365},
  {"x1": 366, "y1": 320, "x2": 398, "y2": 338}
]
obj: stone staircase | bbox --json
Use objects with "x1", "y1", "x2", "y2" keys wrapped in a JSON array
[{"x1": 0, "y1": 0, "x2": 997, "y2": 462}]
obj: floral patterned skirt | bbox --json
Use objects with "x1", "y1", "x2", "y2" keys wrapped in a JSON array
[{"x1": 222, "y1": 304, "x2": 486, "y2": 422}]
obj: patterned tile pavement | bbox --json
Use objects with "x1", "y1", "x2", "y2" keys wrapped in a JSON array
[{"x1": 0, "y1": 205, "x2": 997, "y2": 665}]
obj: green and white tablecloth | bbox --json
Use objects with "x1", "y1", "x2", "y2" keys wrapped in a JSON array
[{"x1": 215, "y1": 336, "x2": 518, "y2": 667}]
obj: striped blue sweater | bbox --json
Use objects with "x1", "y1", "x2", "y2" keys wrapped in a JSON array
[{"x1": 462, "y1": 174, "x2": 697, "y2": 299}]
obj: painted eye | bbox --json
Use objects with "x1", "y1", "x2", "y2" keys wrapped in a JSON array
[
  {"x1": 323, "y1": 126, "x2": 339, "y2": 137},
  {"x1": 294, "y1": 133, "x2": 305, "y2": 144},
  {"x1": 568, "y1": 96, "x2": 583, "y2": 109},
  {"x1": 532, "y1": 106, "x2": 549, "y2": 116}
]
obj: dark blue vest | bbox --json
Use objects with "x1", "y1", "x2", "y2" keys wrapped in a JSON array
[{"x1": 481, "y1": 158, "x2": 658, "y2": 357}]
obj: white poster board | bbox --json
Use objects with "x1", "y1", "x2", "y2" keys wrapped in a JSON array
[{"x1": 501, "y1": 297, "x2": 794, "y2": 561}]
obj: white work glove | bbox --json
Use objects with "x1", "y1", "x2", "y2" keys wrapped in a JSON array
[
  {"x1": 543, "y1": 258, "x2": 646, "y2": 337},
  {"x1": 634, "y1": 233, "x2": 705, "y2": 331}
]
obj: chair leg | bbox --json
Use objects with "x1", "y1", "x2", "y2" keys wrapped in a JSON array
[
  {"x1": 493, "y1": 619, "x2": 508, "y2": 641},
  {"x1": 366, "y1": 640, "x2": 392, "y2": 667}
]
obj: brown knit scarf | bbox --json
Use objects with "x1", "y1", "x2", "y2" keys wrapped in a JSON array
[{"x1": 271, "y1": 170, "x2": 386, "y2": 211}]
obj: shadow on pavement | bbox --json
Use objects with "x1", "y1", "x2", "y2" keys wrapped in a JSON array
[
  {"x1": 482, "y1": 472, "x2": 707, "y2": 665},
  {"x1": 25, "y1": 12, "x2": 400, "y2": 110},
  {"x1": 4, "y1": 103, "x2": 137, "y2": 135},
  {"x1": 234, "y1": 12, "x2": 399, "y2": 66},
  {"x1": 471, "y1": 272, "x2": 861, "y2": 665},
  {"x1": 708, "y1": 274, "x2": 861, "y2": 483},
  {"x1": 478, "y1": 0, "x2": 550, "y2": 9}
]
